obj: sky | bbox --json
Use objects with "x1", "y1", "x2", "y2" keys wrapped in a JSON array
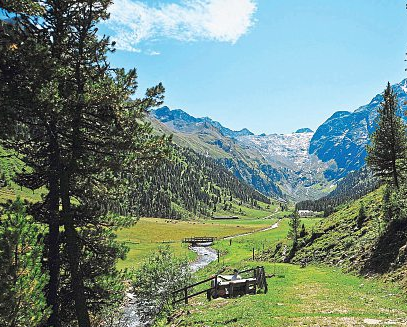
[{"x1": 99, "y1": 0, "x2": 407, "y2": 134}]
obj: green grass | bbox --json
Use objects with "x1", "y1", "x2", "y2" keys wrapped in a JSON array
[
  {"x1": 116, "y1": 217, "x2": 278, "y2": 270},
  {"x1": 0, "y1": 146, "x2": 47, "y2": 203},
  {"x1": 0, "y1": 182, "x2": 46, "y2": 203},
  {"x1": 292, "y1": 188, "x2": 385, "y2": 268},
  {"x1": 166, "y1": 216, "x2": 407, "y2": 326},
  {"x1": 211, "y1": 218, "x2": 320, "y2": 266},
  {"x1": 176, "y1": 263, "x2": 407, "y2": 327}
]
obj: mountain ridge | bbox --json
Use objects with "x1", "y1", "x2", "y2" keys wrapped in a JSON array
[
  {"x1": 150, "y1": 78, "x2": 407, "y2": 202},
  {"x1": 151, "y1": 107, "x2": 335, "y2": 201},
  {"x1": 152, "y1": 106, "x2": 254, "y2": 139},
  {"x1": 310, "y1": 78, "x2": 407, "y2": 177}
]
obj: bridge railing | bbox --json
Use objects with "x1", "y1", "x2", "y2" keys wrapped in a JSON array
[{"x1": 182, "y1": 236, "x2": 216, "y2": 244}]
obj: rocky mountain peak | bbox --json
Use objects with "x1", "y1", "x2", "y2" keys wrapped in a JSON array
[
  {"x1": 295, "y1": 128, "x2": 314, "y2": 134},
  {"x1": 151, "y1": 106, "x2": 254, "y2": 139},
  {"x1": 309, "y1": 78, "x2": 407, "y2": 177}
]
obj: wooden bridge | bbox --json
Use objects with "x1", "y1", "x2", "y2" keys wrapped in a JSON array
[
  {"x1": 182, "y1": 236, "x2": 216, "y2": 245},
  {"x1": 172, "y1": 266, "x2": 268, "y2": 304}
]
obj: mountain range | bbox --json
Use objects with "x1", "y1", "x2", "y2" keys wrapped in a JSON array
[
  {"x1": 150, "y1": 78, "x2": 407, "y2": 201},
  {"x1": 310, "y1": 79, "x2": 407, "y2": 176}
]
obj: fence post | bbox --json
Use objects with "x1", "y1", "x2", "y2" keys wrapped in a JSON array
[
  {"x1": 184, "y1": 288, "x2": 188, "y2": 304},
  {"x1": 252, "y1": 248, "x2": 255, "y2": 260},
  {"x1": 214, "y1": 276, "x2": 218, "y2": 298}
]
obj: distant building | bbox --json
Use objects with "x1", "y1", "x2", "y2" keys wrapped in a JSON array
[
  {"x1": 212, "y1": 216, "x2": 239, "y2": 220},
  {"x1": 298, "y1": 210, "x2": 316, "y2": 217}
]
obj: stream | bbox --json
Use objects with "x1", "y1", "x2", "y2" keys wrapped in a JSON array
[
  {"x1": 123, "y1": 220, "x2": 280, "y2": 327},
  {"x1": 122, "y1": 243, "x2": 218, "y2": 327},
  {"x1": 189, "y1": 243, "x2": 218, "y2": 272}
]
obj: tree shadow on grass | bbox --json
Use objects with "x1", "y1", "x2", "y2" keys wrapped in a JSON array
[{"x1": 361, "y1": 219, "x2": 407, "y2": 275}]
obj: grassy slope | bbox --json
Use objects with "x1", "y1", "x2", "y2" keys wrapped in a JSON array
[
  {"x1": 292, "y1": 188, "x2": 384, "y2": 269},
  {"x1": 291, "y1": 186, "x2": 407, "y2": 294},
  {"x1": 0, "y1": 147, "x2": 46, "y2": 203},
  {"x1": 212, "y1": 199, "x2": 279, "y2": 220},
  {"x1": 0, "y1": 184, "x2": 45, "y2": 203},
  {"x1": 169, "y1": 217, "x2": 407, "y2": 327},
  {"x1": 178, "y1": 264, "x2": 407, "y2": 327}
]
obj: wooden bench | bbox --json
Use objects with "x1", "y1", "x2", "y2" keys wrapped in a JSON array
[
  {"x1": 172, "y1": 266, "x2": 268, "y2": 304},
  {"x1": 209, "y1": 278, "x2": 257, "y2": 299}
]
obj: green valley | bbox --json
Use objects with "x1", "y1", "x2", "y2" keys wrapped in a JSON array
[
  {"x1": 2, "y1": 2, "x2": 407, "y2": 327},
  {"x1": 154, "y1": 201, "x2": 407, "y2": 327}
]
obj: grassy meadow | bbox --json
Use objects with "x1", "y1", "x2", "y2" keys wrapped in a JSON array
[
  {"x1": 165, "y1": 216, "x2": 407, "y2": 327},
  {"x1": 175, "y1": 262, "x2": 407, "y2": 327},
  {"x1": 0, "y1": 182, "x2": 46, "y2": 203},
  {"x1": 116, "y1": 214, "x2": 281, "y2": 270}
]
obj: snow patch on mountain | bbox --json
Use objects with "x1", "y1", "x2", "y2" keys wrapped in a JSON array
[{"x1": 239, "y1": 132, "x2": 314, "y2": 168}]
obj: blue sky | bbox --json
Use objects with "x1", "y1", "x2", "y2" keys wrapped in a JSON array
[{"x1": 100, "y1": 0, "x2": 407, "y2": 134}]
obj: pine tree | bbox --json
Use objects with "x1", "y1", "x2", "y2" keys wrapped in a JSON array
[
  {"x1": 288, "y1": 211, "x2": 301, "y2": 245},
  {"x1": 357, "y1": 202, "x2": 367, "y2": 229},
  {"x1": 367, "y1": 82, "x2": 407, "y2": 188},
  {"x1": 0, "y1": 2, "x2": 170, "y2": 326},
  {"x1": 0, "y1": 199, "x2": 50, "y2": 327},
  {"x1": 299, "y1": 223, "x2": 306, "y2": 238}
]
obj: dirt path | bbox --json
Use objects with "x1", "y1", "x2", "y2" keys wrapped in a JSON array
[{"x1": 222, "y1": 220, "x2": 280, "y2": 240}]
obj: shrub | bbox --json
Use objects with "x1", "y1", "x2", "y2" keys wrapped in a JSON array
[
  {"x1": 0, "y1": 199, "x2": 50, "y2": 327},
  {"x1": 128, "y1": 246, "x2": 191, "y2": 326}
]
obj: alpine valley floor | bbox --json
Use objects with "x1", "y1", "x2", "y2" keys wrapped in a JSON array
[{"x1": 163, "y1": 218, "x2": 407, "y2": 327}]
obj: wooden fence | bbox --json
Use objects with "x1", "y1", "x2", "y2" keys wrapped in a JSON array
[{"x1": 172, "y1": 266, "x2": 268, "y2": 305}]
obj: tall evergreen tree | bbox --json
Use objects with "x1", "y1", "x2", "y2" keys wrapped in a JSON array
[
  {"x1": 357, "y1": 202, "x2": 367, "y2": 229},
  {"x1": 0, "y1": 1, "x2": 170, "y2": 326},
  {"x1": 367, "y1": 82, "x2": 407, "y2": 188},
  {"x1": 288, "y1": 211, "x2": 301, "y2": 245}
]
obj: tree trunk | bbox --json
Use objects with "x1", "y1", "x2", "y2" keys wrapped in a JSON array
[
  {"x1": 46, "y1": 177, "x2": 60, "y2": 327},
  {"x1": 392, "y1": 157, "x2": 399, "y2": 189},
  {"x1": 60, "y1": 173, "x2": 91, "y2": 327}
]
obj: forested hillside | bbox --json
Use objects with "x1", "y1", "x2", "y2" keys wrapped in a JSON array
[
  {"x1": 282, "y1": 83, "x2": 407, "y2": 291},
  {"x1": 132, "y1": 145, "x2": 272, "y2": 219},
  {"x1": 296, "y1": 167, "x2": 379, "y2": 215},
  {"x1": 0, "y1": 144, "x2": 273, "y2": 219},
  {"x1": 289, "y1": 187, "x2": 407, "y2": 290},
  {"x1": 150, "y1": 111, "x2": 289, "y2": 200}
]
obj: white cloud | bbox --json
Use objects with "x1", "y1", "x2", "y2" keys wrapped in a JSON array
[
  {"x1": 106, "y1": 0, "x2": 257, "y2": 52},
  {"x1": 147, "y1": 50, "x2": 161, "y2": 56}
]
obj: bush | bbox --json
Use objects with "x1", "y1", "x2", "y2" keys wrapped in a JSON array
[{"x1": 128, "y1": 246, "x2": 192, "y2": 326}]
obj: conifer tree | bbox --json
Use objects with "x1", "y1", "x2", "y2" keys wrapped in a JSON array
[
  {"x1": 0, "y1": 199, "x2": 50, "y2": 327},
  {"x1": 288, "y1": 211, "x2": 301, "y2": 245},
  {"x1": 299, "y1": 223, "x2": 306, "y2": 238},
  {"x1": 0, "y1": 1, "x2": 170, "y2": 326},
  {"x1": 367, "y1": 82, "x2": 407, "y2": 188},
  {"x1": 357, "y1": 202, "x2": 367, "y2": 229}
]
